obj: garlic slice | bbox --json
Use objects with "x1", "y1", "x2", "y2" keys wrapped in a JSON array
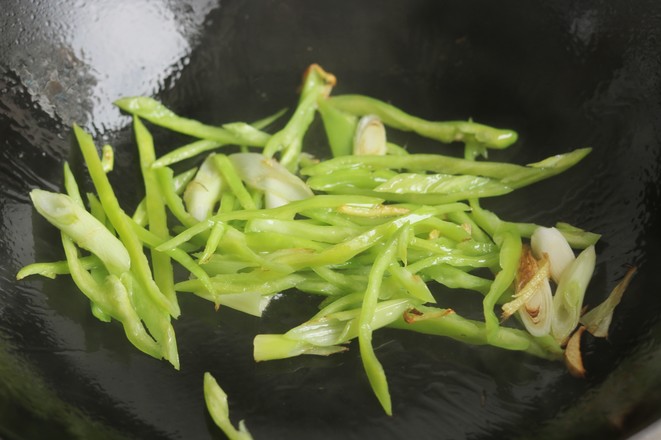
[
  {"x1": 564, "y1": 326, "x2": 587, "y2": 378},
  {"x1": 229, "y1": 153, "x2": 313, "y2": 209},
  {"x1": 518, "y1": 279, "x2": 554, "y2": 337},
  {"x1": 183, "y1": 154, "x2": 223, "y2": 221},
  {"x1": 531, "y1": 226, "x2": 575, "y2": 283},
  {"x1": 502, "y1": 246, "x2": 553, "y2": 336},
  {"x1": 353, "y1": 115, "x2": 387, "y2": 156}
]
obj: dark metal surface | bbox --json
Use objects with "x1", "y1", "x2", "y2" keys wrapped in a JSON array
[{"x1": 1, "y1": 1, "x2": 661, "y2": 439}]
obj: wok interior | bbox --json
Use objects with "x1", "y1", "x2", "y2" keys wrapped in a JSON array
[{"x1": 1, "y1": 1, "x2": 660, "y2": 439}]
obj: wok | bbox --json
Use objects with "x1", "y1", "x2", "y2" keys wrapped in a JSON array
[{"x1": 1, "y1": 0, "x2": 660, "y2": 439}]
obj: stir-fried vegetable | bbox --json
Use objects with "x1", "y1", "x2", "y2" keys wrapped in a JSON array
[
  {"x1": 551, "y1": 245, "x2": 596, "y2": 344},
  {"x1": 580, "y1": 266, "x2": 637, "y2": 338},
  {"x1": 17, "y1": 64, "x2": 635, "y2": 433},
  {"x1": 29, "y1": 189, "x2": 130, "y2": 275},
  {"x1": 502, "y1": 247, "x2": 553, "y2": 337},
  {"x1": 530, "y1": 226, "x2": 575, "y2": 283},
  {"x1": 203, "y1": 373, "x2": 253, "y2": 440}
]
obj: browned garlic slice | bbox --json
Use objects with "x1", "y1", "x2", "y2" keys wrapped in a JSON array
[
  {"x1": 564, "y1": 326, "x2": 587, "y2": 378},
  {"x1": 502, "y1": 246, "x2": 554, "y2": 337}
]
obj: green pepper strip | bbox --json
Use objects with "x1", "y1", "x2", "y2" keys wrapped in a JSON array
[
  {"x1": 127, "y1": 217, "x2": 216, "y2": 299},
  {"x1": 133, "y1": 167, "x2": 197, "y2": 227},
  {"x1": 122, "y1": 271, "x2": 179, "y2": 369},
  {"x1": 271, "y1": 206, "x2": 465, "y2": 270},
  {"x1": 85, "y1": 193, "x2": 107, "y2": 229},
  {"x1": 152, "y1": 140, "x2": 220, "y2": 169},
  {"x1": 388, "y1": 305, "x2": 563, "y2": 360},
  {"x1": 358, "y1": 226, "x2": 403, "y2": 415},
  {"x1": 554, "y1": 222, "x2": 601, "y2": 248},
  {"x1": 114, "y1": 96, "x2": 270, "y2": 146},
  {"x1": 447, "y1": 211, "x2": 492, "y2": 244},
  {"x1": 150, "y1": 109, "x2": 288, "y2": 169},
  {"x1": 314, "y1": 292, "x2": 366, "y2": 319},
  {"x1": 213, "y1": 154, "x2": 256, "y2": 210},
  {"x1": 73, "y1": 124, "x2": 178, "y2": 317},
  {"x1": 420, "y1": 264, "x2": 492, "y2": 295},
  {"x1": 253, "y1": 298, "x2": 415, "y2": 361},
  {"x1": 203, "y1": 195, "x2": 386, "y2": 225},
  {"x1": 215, "y1": 226, "x2": 292, "y2": 273},
  {"x1": 301, "y1": 208, "x2": 364, "y2": 228},
  {"x1": 193, "y1": 253, "x2": 259, "y2": 276},
  {"x1": 16, "y1": 255, "x2": 100, "y2": 280},
  {"x1": 301, "y1": 150, "x2": 591, "y2": 190},
  {"x1": 200, "y1": 222, "x2": 227, "y2": 265},
  {"x1": 263, "y1": 65, "x2": 336, "y2": 171},
  {"x1": 63, "y1": 162, "x2": 84, "y2": 206},
  {"x1": 406, "y1": 241, "x2": 499, "y2": 270},
  {"x1": 61, "y1": 236, "x2": 162, "y2": 359},
  {"x1": 63, "y1": 163, "x2": 115, "y2": 321},
  {"x1": 469, "y1": 198, "x2": 599, "y2": 249},
  {"x1": 244, "y1": 231, "x2": 327, "y2": 253},
  {"x1": 388, "y1": 263, "x2": 436, "y2": 303},
  {"x1": 305, "y1": 167, "x2": 399, "y2": 191},
  {"x1": 203, "y1": 373, "x2": 254, "y2": 440},
  {"x1": 386, "y1": 142, "x2": 409, "y2": 155},
  {"x1": 250, "y1": 107, "x2": 289, "y2": 131},
  {"x1": 199, "y1": 192, "x2": 235, "y2": 264},
  {"x1": 417, "y1": 217, "x2": 471, "y2": 243},
  {"x1": 482, "y1": 227, "x2": 521, "y2": 345},
  {"x1": 155, "y1": 167, "x2": 199, "y2": 228},
  {"x1": 310, "y1": 266, "x2": 361, "y2": 292},
  {"x1": 307, "y1": 183, "x2": 513, "y2": 206},
  {"x1": 156, "y1": 219, "x2": 214, "y2": 253},
  {"x1": 317, "y1": 97, "x2": 357, "y2": 157},
  {"x1": 135, "y1": 117, "x2": 179, "y2": 315},
  {"x1": 329, "y1": 94, "x2": 517, "y2": 149},
  {"x1": 244, "y1": 218, "x2": 360, "y2": 244},
  {"x1": 175, "y1": 272, "x2": 304, "y2": 304}
]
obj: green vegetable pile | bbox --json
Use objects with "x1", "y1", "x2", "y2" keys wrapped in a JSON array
[{"x1": 19, "y1": 65, "x2": 633, "y2": 436}]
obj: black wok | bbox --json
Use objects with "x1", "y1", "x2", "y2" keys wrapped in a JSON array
[{"x1": 1, "y1": 1, "x2": 661, "y2": 439}]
